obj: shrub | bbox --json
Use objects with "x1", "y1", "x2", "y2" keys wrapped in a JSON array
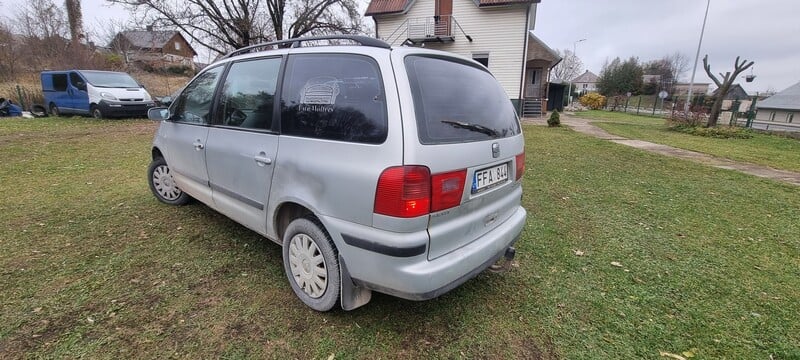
[
  {"x1": 579, "y1": 92, "x2": 606, "y2": 110},
  {"x1": 668, "y1": 125, "x2": 753, "y2": 139},
  {"x1": 547, "y1": 110, "x2": 561, "y2": 127}
]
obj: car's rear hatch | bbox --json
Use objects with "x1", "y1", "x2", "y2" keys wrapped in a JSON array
[{"x1": 397, "y1": 52, "x2": 525, "y2": 260}]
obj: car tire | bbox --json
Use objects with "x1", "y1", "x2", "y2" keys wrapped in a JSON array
[
  {"x1": 91, "y1": 106, "x2": 104, "y2": 119},
  {"x1": 282, "y1": 217, "x2": 340, "y2": 312},
  {"x1": 147, "y1": 157, "x2": 190, "y2": 205},
  {"x1": 49, "y1": 103, "x2": 60, "y2": 117}
]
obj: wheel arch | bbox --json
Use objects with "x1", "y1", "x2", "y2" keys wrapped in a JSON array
[
  {"x1": 151, "y1": 147, "x2": 164, "y2": 161},
  {"x1": 274, "y1": 201, "x2": 315, "y2": 241}
]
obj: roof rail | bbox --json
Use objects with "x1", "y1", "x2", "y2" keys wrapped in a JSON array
[{"x1": 221, "y1": 35, "x2": 391, "y2": 59}]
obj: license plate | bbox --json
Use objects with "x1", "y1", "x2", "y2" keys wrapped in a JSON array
[{"x1": 471, "y1": 163, "x2": 509, "y2": 194}]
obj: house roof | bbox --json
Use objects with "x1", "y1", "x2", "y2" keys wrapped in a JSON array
[
  {"x1": 712, "y1": 84, "x2": 749, "y2": 100},
  {"x1": 119, "y1": 30, "x2": 178, "y2": 49},
  {"x1": 475, "y1": 0, "x2": 540, "y2": 6},
  {"x1": 757, "y1": 81, "x2": 800, "y2": 111},
  {"x1": 527, "y1": 31, "x2": 560, "y2": 65},
  {"x1": 572, "y1": 70, "x2": 599, "y2": 83},
  {"x1": 365, "y1": 0, "x2": 538, "y2": 16},
  {"x1": 365, "y1": 0, "x2": 412, "y2": 16}
]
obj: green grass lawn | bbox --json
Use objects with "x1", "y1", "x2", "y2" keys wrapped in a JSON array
[
  {"x1": 575, "y1": 110, "x2": 800, "y2": 173},
  {"x1": 1, "y1": 118, "x2": 798, "y2": 358}
]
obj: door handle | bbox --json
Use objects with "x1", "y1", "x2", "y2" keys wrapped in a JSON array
[
  {"x1": 254, "y1": 154, "x2": 272, "y2": 166},
  {"x1": 192, "y1": 140, "x2": 204, "y2": 150}
]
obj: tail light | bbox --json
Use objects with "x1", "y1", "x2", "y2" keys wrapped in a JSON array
[
  {"x1": 431, "y1": 169, "x2": 467, "y2": 212},
  {"x1": 375, "y1": 166, "x2": 468, "y2": 217},
  {"x1": 515, "y1": 152, "x2": 525, "y2": 181},
  {"x1": 374, "y1": 166, "x2": 431, "y2": 218}
]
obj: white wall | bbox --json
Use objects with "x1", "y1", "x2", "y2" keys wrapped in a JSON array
[
  {"x1": 375, "y1": 0, "x2": 531, "y2": 100},
  {"x1": 756, "y1": 109, "x2": 797, "y2": 123}
]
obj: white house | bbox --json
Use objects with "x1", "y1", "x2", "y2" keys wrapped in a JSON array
[
  {"x1": 755, "y1": 81, "x2": 800, "y2": 124},
  {"x1": 365, "y1": 0, "x2": 559, "y2": 117},
  {"x1": 572, "y1": 70, "x2": 599, "y2": 94}
]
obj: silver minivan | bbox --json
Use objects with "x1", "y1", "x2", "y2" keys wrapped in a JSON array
[{"x1": 147, "y1": 35, "x2": 527, "y2": 311}]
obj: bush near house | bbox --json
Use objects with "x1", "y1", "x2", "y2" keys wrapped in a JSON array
[
  {"x1": 547, "y1": 110, "x2": 561, "y2": 127},
  {"x1": 580, "y1": 92, "x2": 606, "y2": 110}
]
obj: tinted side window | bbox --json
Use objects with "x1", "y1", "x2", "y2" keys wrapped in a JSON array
[
  {"x1": 405, "y1": 56, "x2": 520, "y2": 144},
  {"x1": 216, "y1": 57, "x2": 280, "y2": 130},
  {"x1": 52, "y1": 74, "x2": 68, "y2": 91},
  {"x1": 69, "y1": 72, "x2": 86, "y2": 90},
  {"x1": 171, "y1": 66, "x2": 223, "y2": 124},
  {"x1": 280, "y1": 54, "x2": 387, "y2": 144}
]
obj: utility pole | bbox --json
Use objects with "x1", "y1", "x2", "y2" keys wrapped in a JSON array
[
  {"x1": 566, "y1": 38, "x2": 586, "y2": 107},
  {"x1": 685, "y1": 0, "x2": 711, "y2": 114}
]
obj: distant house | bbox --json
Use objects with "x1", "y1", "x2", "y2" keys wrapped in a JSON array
[
  {"x1": 110, "y1": 28, "x2": 197, "y2": 70},
  {"x1": 572, "y1": 70, "x2": 599, "y2": 94},
  {"x1": 755, "y1": 81, "x2": 800, "y2": 124},
  {"x1": 673, "y1": 82, "x2": 710, "y2": 96},
  {"x1": 713, "y1": 84, "x2": 749, "y2": 100},
  {"x1": 365, "y1": 0, "x2": 559, "y2": 117}
]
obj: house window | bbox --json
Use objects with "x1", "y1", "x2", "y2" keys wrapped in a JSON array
[
  {"x1": 530, "y1": 69, "x2": 539, "y2": 85},
  {"x1": 175, "y1": 41, "x2": 181, "y2": 51},
  {"x1": 788, "y1": 113, "x2": 794, "y2": 123},
  {"x1": 769, "y1": 112, "x2": 776, "y2": 121},
  {"x1": 582, "y1": 84, "x2": 587, "y2": 89},
  {"x1": 472, "y1": 53, "x2": 489, "y2": 68}
]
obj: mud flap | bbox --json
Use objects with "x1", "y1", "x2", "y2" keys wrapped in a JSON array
[{"x1": 339, "y1": 254, "x2": 372, "y2": 310}]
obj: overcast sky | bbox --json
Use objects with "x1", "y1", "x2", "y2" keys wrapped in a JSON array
[
  {"x1": 535, "y1": 0, "x2": 800, "y2": 94},
  {"x1": 6, "y1": 0, "x2": 798, "y2": 94}
]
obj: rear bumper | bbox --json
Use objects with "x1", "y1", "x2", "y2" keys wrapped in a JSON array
[
  {"x1": 321, "y1": 205, "x2": 527, "y2": 300},
  {"x1": 97, "y1": 100, "x2": 156, "y2": 118}
]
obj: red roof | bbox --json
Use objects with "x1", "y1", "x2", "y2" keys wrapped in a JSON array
[
  {"x1": 365, "y1": 0, "x2": 539, "y2": 16},
  {"x1": 365, "y1": 0, "x2": 411, "y2": 16},
  {"x1": 478, "y1": 0, "x2": 539, "y2": 6}
]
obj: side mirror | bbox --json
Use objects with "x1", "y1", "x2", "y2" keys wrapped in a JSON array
[{"x1": 148, "y1": 107, "x2": 170, "y2": 121}]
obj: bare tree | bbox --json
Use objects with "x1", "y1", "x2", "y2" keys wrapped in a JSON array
[
  {"x1": 666, "y1": 52, "x2": 689, "y2": 82},
  {"x1": 109, "y1": 0, "x2": 364, "y2": 55},
  {"x1": 64, "y1": 0, "x2": 84, "y2": 46},
  {"x1": 702, "y1": 54, "x2": 754, "y2": 127},
  {"x1": 551, "y1": 49, "x2": 583, "y2": 82}
]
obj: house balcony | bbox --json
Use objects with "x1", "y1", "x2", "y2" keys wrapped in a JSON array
[{"x1": 385, "y1": 16, "x2": 472, "y2": 46}]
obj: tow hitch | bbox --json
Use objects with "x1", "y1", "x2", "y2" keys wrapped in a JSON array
[{"x1": 488, "y1": 246, "x2": 516, "y2": 273}]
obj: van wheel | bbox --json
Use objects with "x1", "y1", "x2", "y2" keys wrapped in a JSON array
[
  {"x1": 147, "y1": 157, "x2": 190, "y2": 205},
  {"x1": 282, "y1": 217, "x2": 340, "y2": 311},
  {"x1": 49, "y1": 103, "x2": 60, "y2": 117},
  {"x1": 91, "y1": 106, "x2": 104, "y2": 119}
]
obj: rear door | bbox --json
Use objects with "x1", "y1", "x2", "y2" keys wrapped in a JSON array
[
  {"x1": 398, "y1": 53, "x2": 525, "y2": 260},
  {"x1": 205, "y1": 57, "x2": 282, "y2": 234},
  {"x1": 161, "y1": 65, "x2": 225, "y2": 205}
]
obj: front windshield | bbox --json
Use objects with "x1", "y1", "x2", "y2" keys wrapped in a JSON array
[{"x1": 81, "y1": 71, "x2": 140, "y2": 88}]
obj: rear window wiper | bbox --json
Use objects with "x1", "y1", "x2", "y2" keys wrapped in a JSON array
[{"x1": 441, "y1": 120, "x2": 498, "y2": 137}]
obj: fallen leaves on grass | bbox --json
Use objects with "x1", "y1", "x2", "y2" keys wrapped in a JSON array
[
  {"x1": 573, "y1": 249, "x2": 585, "y2": 256},
  {"x1": 611, "y1": 261, "x2": 623, "y2": 267}
]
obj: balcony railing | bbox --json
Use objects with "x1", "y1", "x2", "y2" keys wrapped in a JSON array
[{"x1": 385, "y1": 16, "x2": 472, "y2": 46}]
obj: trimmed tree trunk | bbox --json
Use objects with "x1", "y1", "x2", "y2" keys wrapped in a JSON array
[
  {"x1": 702, "y1": 55, "x2": 754, "y2": 127},
  {"x1": 65, "y1": 0, "x2": 83, "y2": 47}
]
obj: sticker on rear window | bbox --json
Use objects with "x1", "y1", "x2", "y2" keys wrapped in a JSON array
[{"x1": 300, "y1": 76, "x2": 339, "y2": 113}]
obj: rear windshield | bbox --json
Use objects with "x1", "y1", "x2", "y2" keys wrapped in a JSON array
[
  {"x1": 81, "y1": 71, "x2": 140, "y2": 88},
  {"x1": 404, "y1": 55, "x2": 520, "y2": 144}
]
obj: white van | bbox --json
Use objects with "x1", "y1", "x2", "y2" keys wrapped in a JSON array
[{"x1": 41, "y1": 70, "x2": 156, "y2": 119}]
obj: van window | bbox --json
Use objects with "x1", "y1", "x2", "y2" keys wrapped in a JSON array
[
  {"x1": 216, "y1": 57, "x2": 281, "y2": 130},
  {"x1": 280, "y1": 54, "x2": 387, "y2": 144},
  {"x1": 52, "y1": 74, "x2": 68, "y2": 92},
  {"x1": 404, "y1": 55, "x2": 520, "y2": 144},
  {"x1": 69, "y1": 72, "x2": 86, "y2": 91},
  {"x1": 170, "y1": 66, "x2": 224, "y2": 124},
  {"x1": 81, "y1": 71, "x2": 140, "y2": 88}
]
